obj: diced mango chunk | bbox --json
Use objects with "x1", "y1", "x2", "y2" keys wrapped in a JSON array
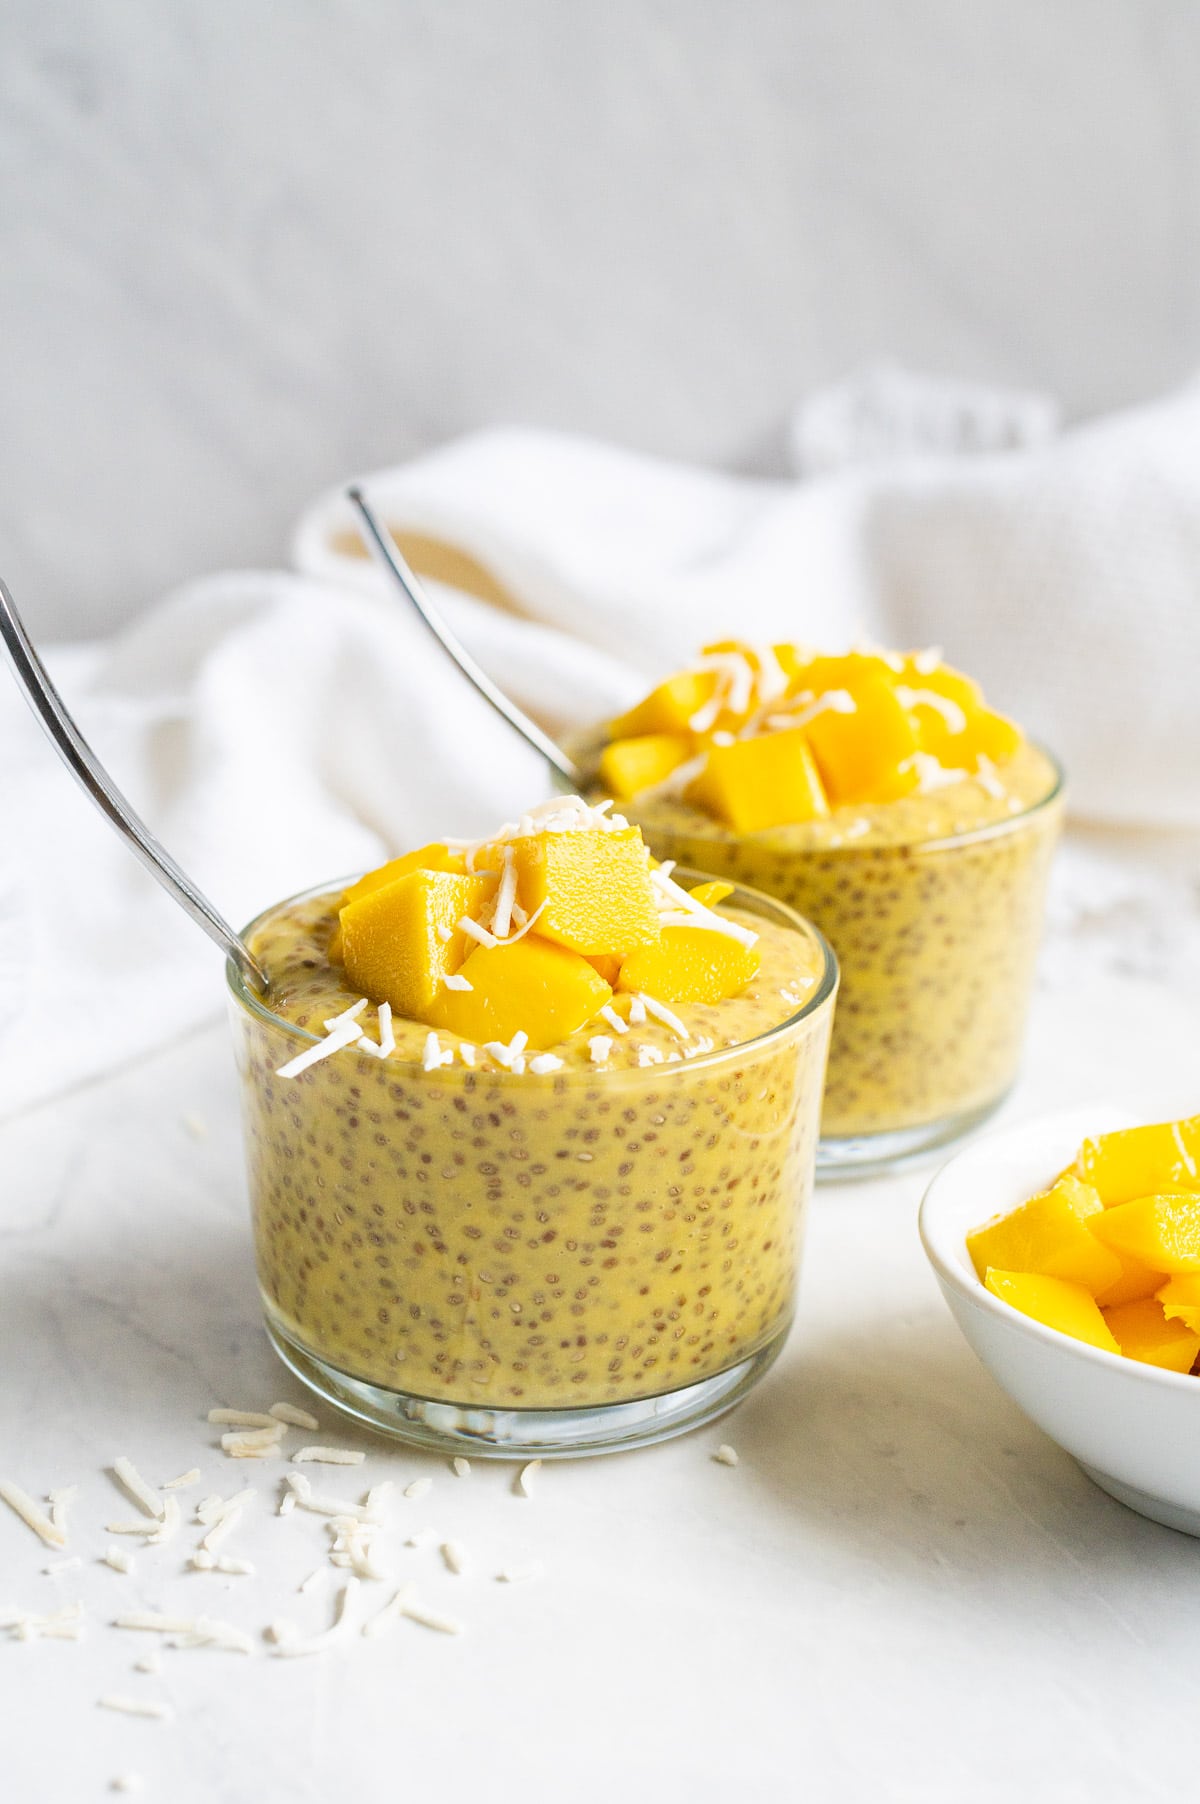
[
  {"x1": 1156, "y1": 1273, "x2": 1200, "y2": 1334},
  {"x1": 786, "y1": 651, "x2": 898, "y2": 697},
  {"x1": 616, "y1": 925, "x2": 760, "y2": 1004},
  {"x1": 610, "y1": 671, "x2": 718, "y2": 739},
  {"x1": 1093, "y1": 1250, "x2": 1166, "y2": 1308},
  {"x1": 1074, "y1": 1117, "x2": 1200, "y2": 1206},
  {"x1": 984, "y1": 1269, "x2": 1120, "y2": 1354},
  {"x1": 803, "y1": 675, "x2": 921, "y2": 805},
  {"x1": 1090, "y1": 1194, "x2": 1200, "y2": 1273},
  {"x1": 684, "y1": 729, "x2": 829, "y2": 834},
  {"x1": 1103, "y1": 1299, "x2": 1200, "y2": 1374},
  {"x1": 967, "y1": 1176, "x2": 1123, "y2": 1296},
  {"x1": 342, "y1": 843, "x2": 466, "y2": 909},
  {"x1": 586, "y1": 953, "x2": 624, "y2": 987},
  {"x1": 340, "y1": 869, "x2": 493, "y2": 1019},
  {"x1": 508, "y1": 828, "x2": 660, "y2": 956},
  {"x1": 428, "y1": 935, "x2": 611, "y2": 1050},
  {"x1": 598, "y1": 734, "x2": 691, "y2": 801},
  {"x1": 688, "y1": 880, "x2": 735, "y2": 909}
]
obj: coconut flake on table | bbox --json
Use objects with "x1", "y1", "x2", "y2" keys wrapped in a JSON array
[{"x1": 0, "y1": 1481, "x2": 67, "y2": 1549}]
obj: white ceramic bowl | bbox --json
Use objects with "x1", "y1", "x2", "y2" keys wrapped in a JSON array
[{"x1": 919, "y1": 1105, "x2": 1200, "y2": 1537}]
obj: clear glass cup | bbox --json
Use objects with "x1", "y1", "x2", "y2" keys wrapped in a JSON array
[
  {"x1": 613, "y1": 760, "x2": 1064, "y2": 1177},
  {"x1": 226, "y1": 873, "x2": 837, "y2": 1457}
]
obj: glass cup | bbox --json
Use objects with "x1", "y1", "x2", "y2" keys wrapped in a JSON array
[
  {"x1": 613, "y1": 761, "x2": 1064, "y2": 1176},
  {"x1": 226, "y1": 873, "x2": 837, "y2": 1457}
]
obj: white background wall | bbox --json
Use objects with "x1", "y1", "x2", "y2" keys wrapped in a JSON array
[{"x1": 3, "y1": 0, "x2": 1199, "y2": 637}]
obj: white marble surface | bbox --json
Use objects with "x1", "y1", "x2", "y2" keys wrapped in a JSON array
[
  {"x1": 3, "y1": 831, "x2": 1200, "y2": 1803},
  {"x1": 5, "y1": 1, "x2": 1200, "y2": 636}
]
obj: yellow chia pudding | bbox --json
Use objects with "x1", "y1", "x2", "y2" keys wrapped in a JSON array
[
  {"x1": 580, "y1": 643, "x2": 1063, "y2": 1166},
  {"x1": 227, "y1": 798, "x2": 836, "y2": 1452}
]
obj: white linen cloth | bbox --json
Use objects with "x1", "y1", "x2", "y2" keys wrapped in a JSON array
[{"x1": 3, "y1": 375, "x2": 1199, "y2": 1118}]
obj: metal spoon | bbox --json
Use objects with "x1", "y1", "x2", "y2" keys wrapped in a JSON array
[
  {"x1": 346, "y1": 487, "x2": 582, "y2": 786},
  {"x1": 0, "y1": 576, "x2": 270, "y2": 994}
]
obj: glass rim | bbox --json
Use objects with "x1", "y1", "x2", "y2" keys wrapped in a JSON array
[
  {"x1": 225, "y1": 864, "x2": 839, "y2": 1079},
  {"x1": 566, "y1": 740, "x2": 1066, "y2": 855}
]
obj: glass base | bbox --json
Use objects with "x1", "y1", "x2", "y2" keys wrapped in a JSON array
[
  {"x1": 817, "y1": 1090, "x2": 1009, "y2": 1182},
  {"x1": 264, "y1": 1312, "x2": 791, "y2": 1459}
]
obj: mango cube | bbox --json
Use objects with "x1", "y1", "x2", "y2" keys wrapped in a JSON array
[
  {"x1": 610, "y1": 671, "x2": 718, "y2": 739},
  {"x1": 1074, "y1": 1117, "x2": 1200, "y2": 1206},
  {"x1": 616, "y1": 925, "x2": 760, "y2": 1005},
  {"x1": 684, "y1": 729, "x2": 829, "y2": 834},
  {"x1": 1093, "y1": 1251, "x2": 1166, "y2": 1308},
  {"x1": 1155, "y1": 1273, "x2": 1200, "y2": 1334},
  {"x1": 785, "y1": 651, "x2": 898, "y2": 698},
  {"x1": 688, "y1": 880, "x2": 735, "y2": 908},
  {"x1": 984, "y1": 1269, "x2": 1120, "y2": 1354},
  {"x1": 803, "y1": 675, "x2": 921, "y2": 805},
  {"x1": 1089, "y1": 1194, "x2": 1200, "y2": 1273},
  {"x1": 508, "y1": 828, "x2": 660, "y2": 956},
  {"x1": 340, "y1": 869, "x2": 493, "y2": 1020},
  {"x1": 342, "y1": 843, "x2": 466, "y2": 910},
  {"x1": 598, "y1": 734, "x2": 691, "y2": 801},
  {"x1": 1103, "y1": 1299, "x2": 1200, "y2": 1374},
  {"x1": 429, "y1": 935, "x2": 612, "y2": 1050},
  {"x1": 966, "y1": 1175, "x2": 1123, "y2": 1296}
]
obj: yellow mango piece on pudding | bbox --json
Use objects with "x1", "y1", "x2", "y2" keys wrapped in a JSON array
[
  {"x1": 327, "y1": 921, "x2": 344, "y2": 964},
  {"x1": 688, "y1": 880, "x2": 735, "y2": 908},
  {"x1": 610, "y1": 670, "x2": 718, "y2": 739},
  {"x1": 684, "y1": 729, "x2": 830, "y2": 834},
  {"x1": 342, "y1": 843, "x2": 465, "y2": 910},
  {"x1": 428, "y1": 935, "x2": 612, "y2": 1050},
  {"x1": 340, "y1": 869, "x2": 493, "y2": 1019},
  {"x1": 785, "y1": 651, "x2": 897, "y2": 698},
  {"x1": 1089, "y1": 1194, "x2": 1200, "y2": 1273},
  {"x1": 984, "y1": 1269, "x2": 1120, "y2": 1354},
  {"x1": 617, "y1": 925, "x2": 760, "y2": 1005},
  {"x1": 508, "y1": 827, "x2": 660, "y2": 956},
  {"x1": 803, "y1": 674, "x2": 921, "y2": 805},
  {"x1": 1074, "y1": 1117, "x2": 1200, "y2": 1206},
  {"x1": 1103, "y1": 1299, "x2": 1200, "y2": 1373},
  {"x1": 1155, "y1": 1273, "x2": 1200, "y2": 1334},
  {"x1": 1093, "y1": 1250, "x2": 1166, "y2": 1308},
  {"x1": 598, "y1": 733, "x2": 691, "y2": 800},
  {"x1": 967, "y1": 1176, "x2": 1123, "y2": 1296}
]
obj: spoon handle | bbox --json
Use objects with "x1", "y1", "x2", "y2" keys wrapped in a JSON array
[
  {"x1": 0, "y1": 577, "x2": 270, "y2": 994},
  {"x1": 346, "y1": 488, "x2": 582, "y2": 786}
]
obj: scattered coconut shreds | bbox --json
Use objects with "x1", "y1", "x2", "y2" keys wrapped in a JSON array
[
  {"x1": 196, "y1": 1488, "x2": 255, "y2": 1528},
  {"x1": 44, "y1": 1556, "x2": 83, "y2": 1577},
  {"x1": 589, "y1": 1035, "x2": 613, "y2": 1066},
  {"x1": 403, "y1": 1477, "x2": 432, "y2": 1501},
  {"x1": 496, "y1": 1564, "x2": 542, "y2": 1584},
  {"x1": 278, "y1": 1492, "x2": 296, "y2": 1517},
  {"x1": 98, "y1": 1696, "x2": 171, "y2": 1722},
  {"x1": 365, "y1": 1482, "x2": 394, "y2": 1513},
  {"x1": 104, "y1": 1548, "x2": 134, "y2": 1575},
  {"x1": 361, "y1": 1586, "x2": 413, "y2": 1640},
  {"x1": 528, "y1": 1053, "x2": 564, "y2": 1074},
  {"x1": 292, "y1": 1446, "x2": 366, "y2": 1468},
  {"x1": 48, "y1": 1486, "x2": 78, "y2": 1538},
  {"x1": 627, "y1": 995, "x2": 647, "y2": 1027},
  {"x1": 162, "y1": 1469, "x2": 201, "y2": 1491},
  {"x1": 105, "y1": 1520, "x2": 160, "y2": 1538},
  {"x1": 208, "y1": 1409, "x2": 278, "y2": 1430},
  {"x1": 265, "y1": 1619, "x2": 297, "y2": 1647},
  {"x1": 201, "y1": 1505, "x2": 244, "y2": 1555},
  {"x1": 271, "y1": 1578, "x2": 358, "y2": 1658},
  {"x1": 112, "y1": 1459, "x2": 164, "y2": 1522},
  {"x1": 133, "y1": 1656, "x2": 159, "y2": 1675},
  {"x1": 598, "y1": 1004, "x2": 627, "y2": 1036},
  {"x1": 1, "y1": 1601, "x2": 85, "y2": 1642},
  {"x1": 113, "y1": 1610, "x2": 254, "y2": 1656},
  {"x1": 400, "y1": 1597, "x2": 463, "y2": 1636},
  {"x1": 422, "y1": 1031, "x2": 454, "y2": 1072},
  {"x1": 221, "y1": 1423, "x2": 287, "y2": 1458},
  {"x1": 458, "y1": 1042, "x2": 476, "y2": 1068},
  {"x1": 440, "y1": 1541, "x2": 467, "y2": 1576},
  {"x1": 275, "y1": 1014, "x2": 365, "y2": 1080},
  {"x1": 451, "y1": 1457, "x2": 471, "y2": 1480},
  {"x1": 0, "y1": 1481, "x2": 67, "y2": 1549},
  {"x1": 713, "y1": 1444, "x2": 740, "y2": 1467},
  {"x1": 269, "y1": 1402, "x2": 321, "y2": 1432},
  {"x1": 299, "y1": 1567, "x2": 329, "y2": 1597},
  {"x1": 636, "y1": 993, "x2": 690, "y2": 1040},
  {"x1": 147, "y1": 1495, "x2": 181, "y2": 1547},
  {"x1": 405, "y1": 1528, "x2": 437, "y2": 1550},
  {"x1": 110, "y1": 1776, "x2": 145, "y2": 1795},
  {"x1": 284, "y1": 1472, "x2": 378, "y2": 1522},
  {"x1": 516, "y1": 1460, "x2": 541, "y2": 1499},
  {"x1": 189, "y1": 1551, "x2": 215, "y2": 1572},
  {"x1": 214, "y1": 1557, "x2": 254, "y2": 1577},
  {"x1": 322, "y1": 999, "x2": 368, "y2": 1033}
]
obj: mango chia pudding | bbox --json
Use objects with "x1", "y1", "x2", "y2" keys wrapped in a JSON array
[
  {"x1": 227, "y1": 798, "x2": 836, "y2": 1454},
  {"x1": 581, "y1": 643, "x2": 1063, "y2": 1171}
]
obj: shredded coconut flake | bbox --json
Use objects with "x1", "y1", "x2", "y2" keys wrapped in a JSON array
[
  {"x1": 589, "y1": 1036, "x2": 613, "y2": 1065},
  {"x1": 104, "y1": 1547, "x2": 134, "y2": 1575},
  {"x1": 98, "y1": 1696, "x2": 171, "y2": 1722},
  {"x1": 292, "y1": 1447, "x2": 366, "y2": 1468},
  {"x1": 208, "y1": 1409, "x2": 278, "y2": 1430},
  {"x1": 269, "y1": 1402, "x2": 321, "y2": 1432},
  {"x1": 442, "y1": 973, "x2": 473, "y2": 991},
  {"x1": 627, "y1": 995, "x2": 647, "y2": 1026},
  {"x1": 162, "y1": 1468, "x2": 201, "y2": 1491},
  {"x1": 0, "y1": 1481, "x2": 67, "y2": 1549},
  {"x1": 528, "y1": 1052, "x2": 563, "y2": 1075},
  {"x1": 598, "y1": 1004, "x2": 627, "y2": 1035},
  {"x1": 496, "y1": 1563, "x2": 543, "y2": 1584},
  {"x1": 451, "y1": 1457, "x2": 471, "y2": 1479},
  {"x1": 714, "y1": 1444, "x2": 740, "y2": 1467},
  {"x1": 440, "y1": 1540, "x2": 467, "y2": 1576},
  {"x1": 422, "y1": 1032, "x2": 454, "y2": 1072},
  {"x1": 276, "y1": 1014, "x2": 365, "y2": 1079},
  {"x1": 403, "y1": 1477, "x2": 432, "y2": 1501},
  {"x1": 516, "y1": 1460, "x2": 541, "y2": 1499},
  {"x1": 400, "y1": 1596, "x2": 463, "y2": 1635},
  {"x1": 271, "y1": 1579, "x2": 358, "y2": 1658},
  {"x1": 112, "y1": 1459, "x2": 164, "y2": 1522}
]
